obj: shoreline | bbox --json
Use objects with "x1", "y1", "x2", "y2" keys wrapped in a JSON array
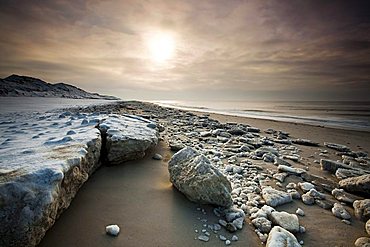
[
  {"x1": 152, "y1": 101, "x2": 370, "y2": 133},
  {"x1": 38, "y1": 100, "x2": 370, "y2": 247}
]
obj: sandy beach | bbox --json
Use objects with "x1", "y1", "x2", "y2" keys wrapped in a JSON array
[{"x1": 37, "y1": 102, "x2": 370, "y2": 247}]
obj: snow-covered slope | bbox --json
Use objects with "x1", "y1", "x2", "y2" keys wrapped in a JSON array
[{"x1": 0, "y1": 74, "x2": 119, "y2": 100}]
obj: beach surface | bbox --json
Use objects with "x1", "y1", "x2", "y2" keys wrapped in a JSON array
[{"x1": 38, "y1": 102, "x2": 370, "y2": 247}]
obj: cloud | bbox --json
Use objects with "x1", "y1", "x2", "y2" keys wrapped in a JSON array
[{"x1": 0, "y1": 0, "x2": 369, "y2": 100}]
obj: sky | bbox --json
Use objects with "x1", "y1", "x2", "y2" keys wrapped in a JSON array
[{"x1": 0, "y1": 0, "x2": 369, "y2": 101}]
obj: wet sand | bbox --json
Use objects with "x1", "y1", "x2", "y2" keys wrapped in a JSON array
[
  {"x1": 39, "y1": 141, "x2": 262, "y2": 247},
  {"x1": 39, "y1": 109, "x2": 370, "y2": 247}
]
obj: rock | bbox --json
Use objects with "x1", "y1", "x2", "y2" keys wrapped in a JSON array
[
  {"x1": 0, "y1": 112, "x2": 102, "y2": 247},
  {"x1": 252, "y1": 217, "x2": 272, "y2": 233},
  {"x1": 226, "y1": 223, "x2": 238, "y2": 232},
  {"x1": 169, "y1": 141, "x2": 185, "y2": 151},
  {"x1": 324, "y1": 142, "x2": 350, "y2": 152},
  {"x1": 273, "y1": 172, "x2": 289, "y2": 183},
  {"x1": 355, "y1": 237, "x2": 370, "y2": 247},
  {"x1": 278, "y1": 165, "x2": 305, "y2": 175},
  {"x1": 353, "y1": 199, "x2": 370, "y2": 221},
  {"x1": 152, "y1": 153, "x2": 163, "y2": 160},
  {"x1": 301, "y1": 194, "x2": 315, "y2": 205},
  {"x1": 292, "y1": 139, "x2": 319, "y2": 146},
  {"x1": 232, "y1": 235, "x2": 238, "y2": 241},
  {"x1": 296, "y1": 208, "x2": 305, "y2": 216},
  {"x1": 225, "y1": 239, "x2": 231, "y2": 245},
  {"x1": 105, "y1": 224, "x2": 120, "y2": 236},
  {"x1": 336, "y1": 168, "x2": 366, "y2": 180},
  {"x1": 232, "y1": 217, "x2": 244, "y2": 230},
  {"x1": 332, "y1": 188, "x2": 361, "y2": 204},
  {"x1": 307, "y1": 188, "x2": 326, "y2": 199},
  {"x1": 224, "y1": 207, "x2": 245, "y2": 222},
  {"x1": 255, "y1": 147, "x2": 279, "y2": 157},
  {"x1": 168, "y1": 147, "x2": 232, "y2": 207},
  {"x1": 332, "y1": 203, "x2": 351, "y2": 220},
  {"x1": 99, "y1": 115, "x2": 159, "y2": 165},
  {"x1": 219, "y1": 235, "x2": 227, "y2": 240},
  {"x1": 270, "y1": 211, "x2": 300, "y2": 233},
  {"x1": 366, "y1": 219, "x2": 370, "y2": 235},
  {"x1": 320, "y1": 159, "x2": 353, "y2": 173},
  {"x1": 266, "y1": 226, "x2": 301, "y2": 247},
  {"x1": 262, "y1": 187, "x2": 293, "y2": 207},
  {"x1": 274, "y1": 157, "x2": 292, "y2": 167},
  {"x1": 198, "y1": 235, "x2": 210, "y2": 242},
  {"x1": 298, "y1": 182, "x2": 315, "y2": 192},
  {"x1": 315, "y1": 199, "x2": 334, "y2": 210},
  {"x1": 339, "y1": 175, "x2": 370, "y2": 196}
]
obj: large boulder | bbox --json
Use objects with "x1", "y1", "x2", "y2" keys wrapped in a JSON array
[
  {"x1": 339, "y1": 175, "x2": 370, "y2": 196},
  {"x1": 266, "y1": 226, "x2": 301, "y2": 247},
  {"x1": 168, "y1": 147, "x2": 232, "y2": 207},
  {"x1": 99, "y1": 114, "x2": 159, "y2": 165},
  {"x1": 0, "y1": 112, "x2": 102, "y2": 247}
]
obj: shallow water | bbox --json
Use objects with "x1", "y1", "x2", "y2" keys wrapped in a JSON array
[{"x1": 152, "y1": 100, "x2": 370, "y2": 131}]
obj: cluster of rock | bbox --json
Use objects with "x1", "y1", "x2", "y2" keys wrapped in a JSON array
[
  {"x1": 0, "y1": 110, "x2": 159, "y2": 246},
  {"x1": 117, "y1": 101, "x2": 369, "y2": 246}
]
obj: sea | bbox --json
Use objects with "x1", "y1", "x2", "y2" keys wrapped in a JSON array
[
  {"x1": 0, "y1": 97, "x2": 369, "y2": 132},
  {"x1": 152, "y1": 100, "x2": 370, "y2": 132}
]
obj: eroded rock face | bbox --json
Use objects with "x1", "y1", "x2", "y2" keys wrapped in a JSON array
[
  {"x1": 99, "y1": 114, "x2": 159, "y2": 165},
  {"x1": 168, "y1": 147, "x2": 233, "y2": 207},
  {"x1": 266, "y1": 226, "x2": 301, "y2": 247},
  {"x1": 0, "y1": 112, "x2": 102, "y2": 247}
]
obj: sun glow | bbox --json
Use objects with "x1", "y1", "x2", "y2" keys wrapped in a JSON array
[{"x1": 147, "y1": 32, "x2": 175, "y2": 63}]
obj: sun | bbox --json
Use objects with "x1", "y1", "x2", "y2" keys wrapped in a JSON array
[{"x1": 147, "y1": 32, "x2": 175, "y2": 63}]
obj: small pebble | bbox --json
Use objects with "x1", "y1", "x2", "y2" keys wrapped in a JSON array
[
  {"x1": 225, "y1": 240, "x2": 231, "y2": 245},
  {"x1": 220, "y1": 235, "x2": 227, "y2": 241},
  {"x1": 105, "y1": 224, "x2": 120, "y2": 236},
  {"x1": 232, "y1": 235, "x2": 238, "y2": 241},
  {"x1": 198, "y1": 235, "x2": 209, "y2": 242}
]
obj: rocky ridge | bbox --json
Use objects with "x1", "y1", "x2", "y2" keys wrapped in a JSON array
[{"x1": 0, "y1": 109, "x2": 159, "y2": 246}]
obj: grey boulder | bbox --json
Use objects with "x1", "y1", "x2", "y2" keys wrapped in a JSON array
[
  {"x1": 266, "y1": 226, "x2": 301, "y2": 247},
  {"x1": 168, "y1": 147, "x2": 232, "y2": 207}
]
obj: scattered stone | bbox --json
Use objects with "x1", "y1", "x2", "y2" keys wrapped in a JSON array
[
  {"x1": 266, "y1": 226, "x2": 301, "y2": 247},
  {"x1": 278, "y1": 165, "x2": 305, "y2": 175},
  {"x1": 105, "y1": 224, "x2": 120, "y2": 236},
  {"x1": 226, "y1": 223, "x2": 238, "y2": 233},
  {"x1": 339, "y1": 175, "x2": 370, "y2": 196},
  {"x1": 232, "y1": 235, "x2": 238, "y2": 241},
  {"x1": 152, "y1": 153, "x2": 163, "y2": 160},
  {"x1": 232, "y1": 217, "x2": 244, "y2": 230},
  {"x1": 353, "y1": 199, "x2": 370, "y2": 221},
  {"x1": 332, "y1": 203, "x2": 351, "y2": 220},
  {"x1": 298, "y1": 182, "x2": 315, "y2": 192},
  {"x1": 332, "y1": 188, "x2": 361, "y2": 204},
  {"x1": 252, "y1": 217, "x2": 272, "y2": 233},
  {"x1": 296, "y1": 208, "x2": 305, "y2": 216},
  {"x1": 324, "y1": 142, "x2": 350, "y2": 152},
  {"x1": 198, "y1": 235, "x2": 210, "y2": 242},
  {"x1": 220, "y1": 235, "x2": 227, "y2": 241},
  {"x1": 315, "y1": 199, "x2": 334, "y2": 210},
  {"x1": 168, "y1": 147, "x2": 232, "y2": 207},
  {"x1": 302, "y1": 194, "x2": 315, "y2": 205},
  {"x1": 273, "y1": 172, "x2": 289, "y2": 183},
  {"x1": 354, "y1": 237, "x2": 370, "y2": 247},
  {"x1": 292, "y1": 139, "x2": 319, "y2": 146},
  {"x1": 225, "y1": 239, "x2": 231, "y2": 245},
  {"x1": 320, "y1": 159, "x2": 353, "y2": 173},
  {"x1": 262, "y1": 187, "x2": 293, "y2": 207},
  {"x1": 270, "y1": 211, "x2": 300, "y2": 233}
]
